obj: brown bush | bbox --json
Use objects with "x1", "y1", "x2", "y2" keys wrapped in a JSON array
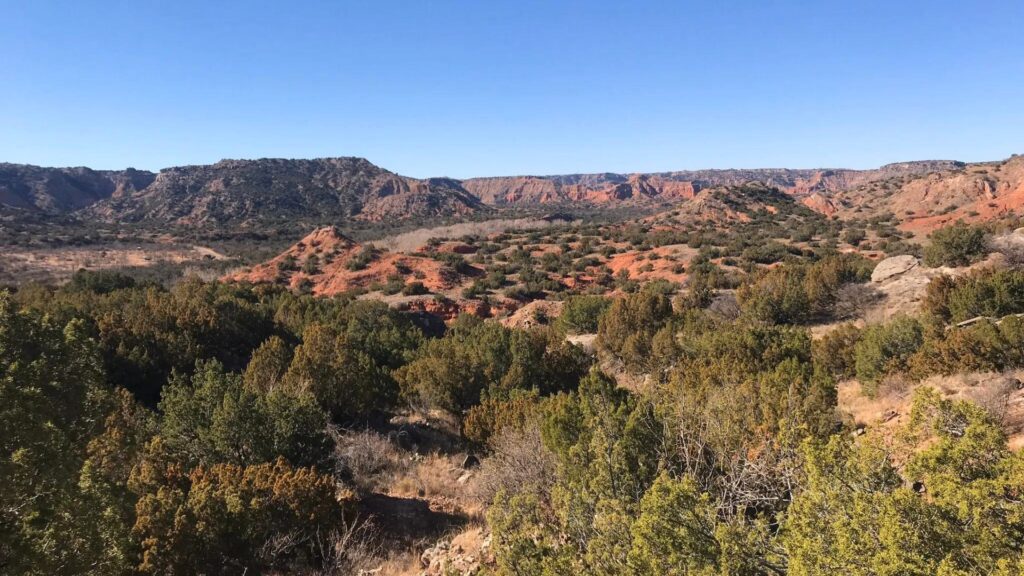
[
  {"x1": 475, "y1": 424, "x2": 556, "y2": 504},
  {"x1": 989, "y1": 232, "x2": 1024, "y2": 265},
  {"x1": 461, "y1": 392, "x2": 541, "y2": 447},
  {"x1": 332, "y1": 429, "x2": 408, "y2": 494}
]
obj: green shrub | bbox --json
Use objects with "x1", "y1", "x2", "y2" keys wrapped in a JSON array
[
  {"x1": 813, "y1": 322, "x2": 862, "y2": 380},
  {"x1": 737, "y1": 265, "x2": 811, "y2": 324},
  {"x1": 301, "y1": 254, "x2": 320, "y2": 274},
  {"x1": 783, "y1": 392, "x2": 1022, "y2": 576},
  {"x1": 396, "y1": 317, "x2": 589, "y2": 414},
  {"x1": 909, "y1": 316, "x2": 1024, "y2": 376},
  {"x1": 132, "y1": 459, "x2": 347, "y2": 575},
  {"x1": 279, "y1": 254, "x2": 298, "y2": 271},
  {"x1": 558, "y1": 295, "x2": 611, "y2": 334},
  {"x1": 402, "y1": 281, "x2": 429, "y2": 296},
  {"x1": 66, "y1": 269, "x2": 140, "y2": 293},
  {"x1": 597, "y1": 290, "x2": 673, "y2": 372},
  {"x1": 922, "y1": 268, "x2": 1024, "y2": 323},
  {"x1": 462, "y1": 390, "x2": 541, "y2": 447},
  {"x1": 742, "y1": 241, "x2": 789, "y2": 264},
  {"x1": 854, "y1": 317, "x2": 924, "y2": 392},
  {"x1": 435, "y1": 251, "x2": 474, "y2": 274},
  {"x1": 0, "y1": 294, "x2": 109, "y2": 574},
  {"x1": 381, "y1": 275, "x2": 405, "y2": 295},
  {"x1": 346, "y1": 247, "x2": 378, "y2": 271},
  {"x1": 282, "y1": 323, "x2": 394, "y2": 421},
  {"x1": 922, "y1": 221, "x2": 988, "y2": 267},
  {"x1": 842, "y1": 227, "x2": 867, "y2": 246},
  {"x1": 160, "y1": 359, "x2": 331, "y2": 469},
  {"x1": 737, "y1": 254, "x2": 872, "y2": 324}
]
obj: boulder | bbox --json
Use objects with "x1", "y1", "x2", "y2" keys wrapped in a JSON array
[{"x1": 871, "y1": 255, "x2": 919, "y2": 283}]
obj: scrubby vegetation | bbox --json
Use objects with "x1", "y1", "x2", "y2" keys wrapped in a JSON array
[
  {"x1": 482, "y1": 282, "x2": 1024, "y2": 575},
  {"x1": 736, "y1": 253, "x2": 874, "y2": 324},
  {"x1": 557, "y1": 294, "x2": 611, "y2": 334},
  {"x1": 923, "y1": 267, "x2": 1024, "y2": 323},
  {"x1": 4, "y1": 212, "x2": 1024, "y2": 575},
  {"x1": 922, "y1": 221, "x2": 989, "y2": 267}
]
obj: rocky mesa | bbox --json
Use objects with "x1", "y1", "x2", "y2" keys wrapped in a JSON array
[{"x1": 85, "y1": 157, "x2": 484, "y2": 226}]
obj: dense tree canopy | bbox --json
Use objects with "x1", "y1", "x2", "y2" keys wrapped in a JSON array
[{"x1": 0, "y1": 293, "x2": 109, "y2": 574}]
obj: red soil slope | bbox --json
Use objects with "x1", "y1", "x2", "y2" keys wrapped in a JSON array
[{"x1": 226, "y1": 227, "x2": 475, "y2": 295}]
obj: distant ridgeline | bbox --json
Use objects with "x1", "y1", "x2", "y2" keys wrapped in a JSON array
[{"x1": 7, "y1": 155, "x2": 1022, "y2": 233}]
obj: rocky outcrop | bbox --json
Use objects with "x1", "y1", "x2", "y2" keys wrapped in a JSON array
[
  {"x1": 896, "y1": 158, "x2": 1024, "y2": 232},
  {"x1": 871, "y1": 255, "x2": 919, "y2": 283},
  {"x1": 499, "y1": 300, "x2": 564, "y2": 330},
  {"x1": 831, "y1": 156, "x2": 1024, "y2": 232},
  {"x1": 861, "y1": 253, "x2": 1007, "y2": 321},
  {"x1": 0, "y1": 163, "x2": 155, "y2": 213},
  {"x1": 462, "y1": 173, "x2": 712, "y2": 205},
  {"x1": 85, "y1": 157, "x2": 482, "y2": 226},
  {"x1": 801, "y1": 192, "x2": 838, "y2": 216}
]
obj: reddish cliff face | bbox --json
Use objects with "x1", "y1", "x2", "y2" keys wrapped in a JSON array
[
  {"x1": 460, "y1": 177, "x2": 563, "y2": 204},
  {"x1": 459, "y1": 174, "x2": 693, "y2": 205},
  {"x1": 831, "y1": 156, "x2": 1024, "y2": 233},
  {"x1": 634, "y1": 176, "x2": 699, "y2": 200},
  {"x1": 6, "y1": 155, "x2": 1020, "y2": 234},
  {"x1": 225, "y1": 226, "x2": 476, "y2": 295},
  {"x1": 801, "y1": 193, "x2": 839, "y2": 216},
  {"x1": 459, "y1": 161, "x2": 961, "y2": 210},
  {"x1": 459, "y1": 173, "x2": 700, "y2": 204},
  {"x1": 589, "y1": 175, "x2": 701, "y2": 202},
  {"x1": 358, "y1": 177, "x2": 482, "y2": 222}
]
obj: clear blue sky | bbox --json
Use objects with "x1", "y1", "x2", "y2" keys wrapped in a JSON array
[{"x1": 1, "y1": 1, "x2": 1022, "y2": 178}]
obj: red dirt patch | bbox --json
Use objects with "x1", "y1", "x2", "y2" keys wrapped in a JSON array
[
  {"x1": 605, "y1": 245, "x2": 692, "y2": 284},
  {"x1": 226, "y1": 227, "x2": 480, "y2": 296}
]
